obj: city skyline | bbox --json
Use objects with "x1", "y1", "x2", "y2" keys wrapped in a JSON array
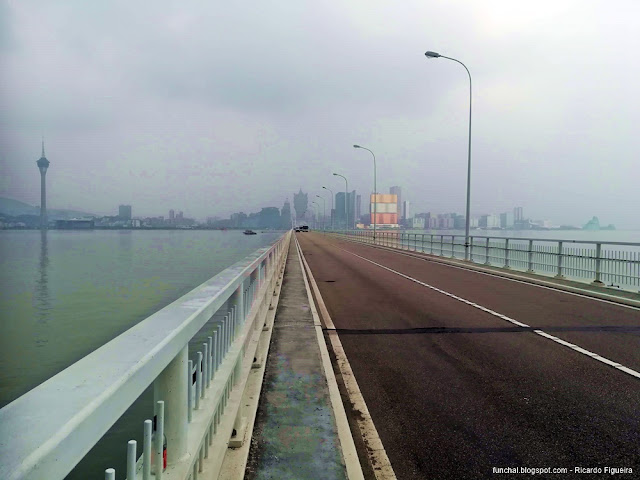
[{"x1": 2, "y1": 2, "x2": 639, "y2": 229}]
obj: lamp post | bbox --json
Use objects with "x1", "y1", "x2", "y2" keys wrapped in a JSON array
[
  {"x1": 315, "y1": 195, "x2": 326, "y2": 231},
  {"x1": 311, "y1": 201, "x2": 320, "y2": 230},
  {"x1": 322, "y1": 186, "x2": 334, "y2": 230},
  {"x1": 424, "y1": 50, "x2": 473, "y2": 261},
  {"x1": 354, "y1": 145, "x2": 377, "y2": 244},
  {"x1": 333, "y1": 173, "x2": 349, "y2": 234}
]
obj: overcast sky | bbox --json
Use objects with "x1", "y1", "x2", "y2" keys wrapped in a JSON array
[{"x1": 1, "y1": 0, "x2": 639, "y2": 228}]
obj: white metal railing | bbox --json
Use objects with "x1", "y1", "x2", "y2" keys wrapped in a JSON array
[
  {"x1": 331, "y1": 230, "x2": 640, "y2": 292},
  {"x1": 0, "y1": 231, "x2": 291, "y2": 480}
]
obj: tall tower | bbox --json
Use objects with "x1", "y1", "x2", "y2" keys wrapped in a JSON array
[{"x1": 36, "y1": 139, "x2": 50, "y2": 229}]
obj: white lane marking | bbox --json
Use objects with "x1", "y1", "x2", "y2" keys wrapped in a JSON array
[
  {"x1": 334, "y1": 245, "x2": 640, "y2": 380},
  {"x1": 296, "y1": 236, "x2": 397, "y2": 480},
  {"x1": 335, "y1": 235, "x2": 640, "y2": 311}
]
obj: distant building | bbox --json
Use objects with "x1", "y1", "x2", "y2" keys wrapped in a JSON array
[
  {"x1": 356, "y1": 195, "x2": 362, "y2": 222},
  {"x1": 336, "y1": 190, "x2": 356, "y2": 228},
  {"x1": 280, "y1": 199, "x2": 292, "y2": 230},
  {"x1": 119, "y1": 205, "x2": 132, "y2": 220},
  {"x1": 259, "y1": 207, "x2": 280, "y2": 229},
  {"x1": 56, "y1": 219, "x2": 94, "y2": 229},
  {"x1": 293, "y1": 189, "x2": 308, "y2": 224},
  {"x1": 411, "y1": 217, "x2": 425, "y2": 229},
  {"x1": 402, "y1": 201, "x2": 410, "y2": 226},
  {"x1": 500, "y1": 211, "x2": 514, "y2": 228},
  {"x1": 481, "y1": 214, "x2": 500, "y2": 228},
  {"x1": 370, "y1": 193, "x2": 398, "y2": 227},
  {"x1": 390, "y1": 186, "x2": 402, "y2": 222},
  {"x1": 514, "y1": 207, "x2": 523, "y2": 222},
  {"x1": 169, "y1": 209, "x2": 175, "y2": 223}
]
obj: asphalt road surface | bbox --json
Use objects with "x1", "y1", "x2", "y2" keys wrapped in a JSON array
[{"x1": 296, "y1": 232, "x2": 640, "y2": 480}]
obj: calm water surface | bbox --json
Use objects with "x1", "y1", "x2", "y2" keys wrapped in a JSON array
[{"x1": 0, "y1": 229, "x2": 283, "y2": 477}]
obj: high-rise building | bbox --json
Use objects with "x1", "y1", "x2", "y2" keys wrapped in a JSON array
[
  {"x1": 402, "y1": 201, "x2": 410, "y2": 224},
  {"x1": 293, "y1": 189, "x2": 308, "y2": 224},
  {"x1": 390, "y1": 186, "x2": 402, "y2": 221},
  {"x1": 370, "y1": 194, "x2": 398, "y2": 227},
  {"x1": 514, "y1": 207, "x2": 523, "y2": 222},
  {"x1": 280, "y1": 199, "x2": 292, "y2": 230},
  {"x1": 119, "y1": 205, "x2": 132, "y2": 220},
  {"x1": 336, "y1": 191, "x2": 356, "y2": 228},
  {"x1": 500, "y1": 212, "x2": 514, "y2": 228},
  {"x1": 356, "y1": 195, "x2": 362, "y2": 222},
  {"x1": 36, "y1": 139, "x2": 50, "y2": 229},
  {"x1": 169, "y1": 210, "x2": 175, "y2": 223}
]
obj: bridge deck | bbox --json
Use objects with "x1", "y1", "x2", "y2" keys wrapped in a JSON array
[{"x1": 296, "y1": 232, "x2": 639, "y2": 480}]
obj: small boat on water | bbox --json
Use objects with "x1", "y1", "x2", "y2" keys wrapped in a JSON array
[{"x1": 243, "y1": 230, "x2": 257, "y2": 235}]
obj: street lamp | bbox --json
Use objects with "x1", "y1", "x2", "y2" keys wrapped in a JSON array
[
  {"x1": 322, "y1": 186, "x2": 334, "y2": 230},
  {"x1": 316, "y1": 194, "x2": 326, "y2": 231},
  {"x1": 332, "y1": 173, "x2": 349, "y2": 234},
  {"x1": 354, "y1": 145, "x2": 377, "y2": 244},
  {"x1": 424, "y1": 50, "x2": 473, "y2": 261}
]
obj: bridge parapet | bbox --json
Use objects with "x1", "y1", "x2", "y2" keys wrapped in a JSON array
[
  {"x1": 0, "y1": 231, "x2": 290, "y2": 480},
  {"x1": 332, "y1": 230, "x2": 640, "y2": 292}
]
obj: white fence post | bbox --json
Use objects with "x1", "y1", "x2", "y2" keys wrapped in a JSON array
[
  {"x1": 153, "y1": 345, "x2": 188, "y2": 465},
  {"x1": 593, "y1": 243, "x2": 604, "y2": 285},
  {"x1": 555, "y1": 241, "x2": 565, "y2": 279},
  {"x1": 504, "y1": 238, "x2": 510, "y2": 269}
]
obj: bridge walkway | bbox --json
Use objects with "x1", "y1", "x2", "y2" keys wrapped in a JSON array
[{"x1": 243, "y1": 234, "x2": 362, "y2": 480}]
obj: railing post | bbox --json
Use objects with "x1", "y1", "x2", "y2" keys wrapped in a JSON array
[
  {"x1": 153, "y1": 345, "x2": 188, "y2": 465},
  {"x1": 504, "y1": 238, "x2": 510, "y2": 269},
  {"x1": 555, "y1": 241, "x2": 565, "y2": 279},
  {"x1": 154, "y1": 400, "x2": 165, "y2": 479},
  {"x1": 143, "y1": 419, "x2": 152, "y2": 480},
  {"x1": 430, "y1": 234, "x2": 434, "y2": 254},
  {"x1": 440, "y1": 235, "x2": 444, "y2": 256},
  {"x1": 485, "y1": 238, "x2": 490, "y2": 265},
  {"x1": 127, "y1": 440, "x2": 137, "y2": 480},
  {"x1": 527, "y1": 239, "x2": 534, "y2": 273},
  {"x1": 231, "y1": 280, "x2": 245, "y2": 327},
  {"x1": 593, "y1": 242, "x2": 604, "y2": 285}
]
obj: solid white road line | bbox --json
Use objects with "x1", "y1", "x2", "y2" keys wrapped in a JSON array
[
  {"x1": 296, "y1": 236, "x2": 398, "y2": 480},
  {"x1": 335, "y1": 245, "x2": 640, "y2": 381}
]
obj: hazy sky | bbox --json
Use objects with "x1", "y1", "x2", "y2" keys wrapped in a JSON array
[{"x1": 1, "y1": 0, "x2": 639, "y2": 228}]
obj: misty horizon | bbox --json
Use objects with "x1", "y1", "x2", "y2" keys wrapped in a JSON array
[{"x1": 2, "y1": 1, "x2": 639, "y2": 229}]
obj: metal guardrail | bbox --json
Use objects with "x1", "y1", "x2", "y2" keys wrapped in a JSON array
[
  {"x1": 333, "y1": 230, "x2": 640, "y2": 292},
  {"x1": 0, "y1": 231, "x2": 291, "y2": 480}
]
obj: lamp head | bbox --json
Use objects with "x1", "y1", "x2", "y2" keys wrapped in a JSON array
[
  {"x1": 353, "y1": 144, "x2": 361, "y2": 148},
  {"x1": 425, "y1": 51, "x2": 441, "y2": 58},
  {"x1": 333, "y1": 173, "x2": 338, "y2": 176}
]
